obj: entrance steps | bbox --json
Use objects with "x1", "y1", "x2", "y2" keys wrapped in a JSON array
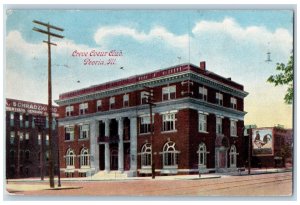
[{"x1": 91, "y1": 171, "x2": 128, "y2": 180}]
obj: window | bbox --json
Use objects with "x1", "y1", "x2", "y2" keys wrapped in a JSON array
[
  {"x1": 9, "y1": 150, "x2": 15, "y2": 161},
  {"x1": 199, "y1": 113, "x2": 208, "y2": 132},
  {"x1": 123, "y1": 94, "x2": 129, "y2": 107},
  {"x1": 10, "y1": 112, "x2": 14, "y2": 127},
  {"x1": 46, "y1": 134, "x2": 49, "y2": 146},
  {"x1": 230, "y1": 120, "x2": 237, "y2": 137},
  {"x1": 216, "y1": 92, "x2": 223, "y2": 106},
  {"x1": 32, "y1": 117, "x2": 35, "y2": 128},
  {"x1": 52, "y1": 118, "x2": 56, "y2": 130},
  {"x1": 45, "y1": 117, "x2": 49, "y2": 128},
  {"x1": 96, "y1": 100, "x2": 102, "y2": 111},
  {"x1": 38, "y1": 134, "x2": 41, "y2": 145},
  {"x1": 109, "y1": 97, "x2": 115, "y2": 109},
  {"x1": 216, "y1": 117, "x2": 223, "y2": 134},
  {"x1": 79, "y1": 124, "x2": 89, "y2": 139},
  {"x1": 80, "y1": 148, "x2": 90, "y2": 168},
  {"x1": 162, "y1": 141, "x2": 179, "y2": 167},
  {"x1": 199, "y1": 86, "x2": 208, "y2": 101},
  {"x1": 19, "y1": 114, "x2": 23, "y2": 128},
  {"x1": 162, "y1": 85, "x2": 176, "y2": 101},
  {"x1": 19, "y1": 132, "x2": 23, "y2": 142},
  {"x1": 66, "y1": 105, "x2": 74, "y2": 116},
  {"x1": 230, "y1": 97, "x2": 237, "y2": 109},
  {"x1": 10, "y1": 131, "x2": 15, "y2": 144},
  {"x1": 25, "y1": 133, "x2": 29, "y2": 144},
  {"x1": 141, "y1": 91, "x2": 148, "y2": 104},
  {"x1": 25, "y1": 115, "x2": 29, "y2": 128},
  {"x1": 139, "y1": 115, "x2": 153, "y2": 134},
  {"x1": 229, "y1": 145, "x2": 238, "y2": 168},
  {"x1": 162, "y1": 112, "x2": 177, "y2": 132},
  {"x1": 79, "y1": 103, "x2": 88, "y2": 115},
  {"x1": 25, "y1": 150, "x2": 30, "y2": 160},
  {"x1": 141, "y1": 143, "x2": 152, "y2": 167},
  {"x1": 65, "y1": 126, "x2": 74, "y2": 141},
  {"x1": 197, "y1": 143, "x2": 208, "y2": 166},
  {"x1": 66, "y1": 148, "x2": 75, "y2": 168},
  {"x1": 45, "y1": 151, "x2": 49, "y2": 161}
]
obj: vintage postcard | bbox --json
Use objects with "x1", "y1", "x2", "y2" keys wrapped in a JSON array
[{"x1": 4, "y1": 6, "x2": 294, "y2": 199}]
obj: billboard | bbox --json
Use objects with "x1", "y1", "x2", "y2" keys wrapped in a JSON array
[{"x1": 252, "y1": 128, "x2": 274, "y2": 156}]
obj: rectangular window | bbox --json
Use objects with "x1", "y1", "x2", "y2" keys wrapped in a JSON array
[
  {"x1": 162, "y1": 85, "x2": 176, "y2": 101},
  {"x1": 109, "y1": 97, "x2": 115, "y2": 109},
  {"x1": 230, "y1": 97, "x2": 237, "y2": 109},
  {"x1": 66, "y1": 105, "x2": 74, "y2": 116},
  {"x1": 199, "y1": 113, "x2": 208, "y2": 132},
  {"x1": 141, "y1": 91, "x2": 148, "y2": 104},
  {"x1": 52, "y1": 118, "x2": 56, "y2": 130},
  {"x1": 46, "y1": 134, "x2": 49, "y2": 146},
  {"x1": 139, "y1": 115, "x2": 154, "y2": 134},
  {"x1": 230, "y1": 120, "x2": 237, "y2": 136},
  {"x1": 25, "y1": 115, "x2": 29, "y2": 128},
  {"x1": 216, "y1": 117, "x2": 223, "y2": 134},
  {"x1": 79, "y1": 103, "x2": 88, "y2": 115},
  {"x1": 10, "y1": 131, "x2": 15, "y2": 144},
  {"x1": 25, "y1": 133, "x2": 29, "y2": 140},
  {"x1": 38, "y1": 134, "x2": 41, "y2": 145},
  {"x1": 162, "y1": 112, "x2": 177, "y2": 131},
  {"x1": 45, "y1": 117, "x2": 49, "y2": 128},
  {"x1": 32, "y1": 116, "x2": 35, "y2": 128},
  {"x1": 19, "y1": 132, "x2": 23, "y2": 142},
  {"x1": 216, "y1": 92, "x2": 223, "y2": 106},
  {"x1": 123, "y1": 94, "x2": 129, "y2": 107},
  {"x1": 79, "y1": 124, "x2": 90, "y2": 139},
  {"x1": 10, "y1": 112, "x2": 14, "y2": 127},
  {"x1": 199, "y1": 86, "x2": 208, "y2": 101},
  {"x1": 96, "y1": 100, "x2": 102, "y2": 111},
  {"x1": 65, "y1": 126, "x2": 74, "y2": 141},
  {"x1": 19, "y1": 114, "x2": 23, "y2": 128}
]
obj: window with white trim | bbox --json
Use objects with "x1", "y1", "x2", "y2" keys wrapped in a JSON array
[
  {"x1": 141, "y1": 91, "x2": 148, "y2": 104},
  {"x1": 216, "y1": 92, "x2": 223, "y2": 106},
  {"x1": 10, "y1": 112, "x2": 14, "y2": 127},
  {"x1": 123, "y1": 94, "x2": 129, "y2": 107},
  {"x1": 162, "y1": 112, "x2": 177, "y2": 132},
  {"x1": 162, "y1": 85, "x2": 176, "y2": 101},
  {"x1": 199, "y1": 113, "x2": 207, "y2": 132},
  {"x1": 109, "y1": 97, "x2": 115, "y2": 109},
  {"x1": 229, "y1": 145, "x2": 238, "y2": 168},
  {"x1": 230, "y1": 97, "x2": 237, "y2": 109},
  {"x1": 96, "y1": 100, "x2": 102, "y2": 111},
  {"x1": 80, "y1": 148, "x2": 90, "y2": 168},
  {"x1": 199, "y1": 86, "x2": 208, "y2": 101},
  {"x1": 10, "y1": 131, "x2": 15, "y2": 144},
  {"x1": 66, "y1": 105, "x2": 74, "y2": 117},
  {"x1": 139, "y1": 115, "x2": 153, "y2": 134},
  {"x1": 79, "y1": 124, "x2": 89, "y2": 139},
  {"x1": 216, "y1": 117, "x2": 223, "y2": 134},
  {"x1": 197, "y1": 143, "x2": 208, "y2": 166},
  {"x1": 79, "y1": 103, "x2": 88, "y2": 115},
  {"x1": 66, "y1": 148, "x2": 75, "y2": 168},
  {"x1": 162, "y1": 141, "x2": 179, "y2": 167},
  {"x1": 141, "y1": 143, "x2": 152, "y2": 168},
  {"x1": 65, "y1": 126, "x2": 74, "y2": 141},
  {"x1": 230, "y1": 120, "x2": 237, "y2": 137}
]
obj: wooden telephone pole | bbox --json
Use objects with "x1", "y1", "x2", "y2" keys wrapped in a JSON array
[{"x1": 33, "y1": 20, "x2": 64, "y2": 188}]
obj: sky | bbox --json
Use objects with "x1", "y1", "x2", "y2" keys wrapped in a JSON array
[{"x1": 4, "y1": 9, "x2": 294, "y2": 128}]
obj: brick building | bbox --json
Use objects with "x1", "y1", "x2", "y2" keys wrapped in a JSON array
[
  {"x1": 6, "y1": 98, "x2": 59, "y2": 179},
  {"x1": 55, "y1": 61, "x2": 248, "y2": 177}
]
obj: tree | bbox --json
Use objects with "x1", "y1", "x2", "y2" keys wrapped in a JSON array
[{"x1": 267, "y1": 55, "x2": 293, "y2": 104}]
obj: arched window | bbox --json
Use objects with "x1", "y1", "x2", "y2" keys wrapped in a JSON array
[
  {"x1": 80, "y1": 148, "x2": 90, "y2": 168},
  {"x1": 141, "y1": 143, "x2": 152, "y2": 168},
  {"x1": 162, "y1": 141, "x2": 179, "y2": 167},
  {"x1": 66, "y1": 148, "x2": 75, "y2": 168},
  {"x1": 229, "y1": 145, "x2": 238, "y2": 168},
  {"x1": 197, "y1": 143, "x2": 209, "y2": 167}
]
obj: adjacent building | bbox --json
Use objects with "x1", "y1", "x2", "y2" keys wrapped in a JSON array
[
  {"x1": 6, "y1": 98, "x2": 59, "y2": 179},
  {"x1": 55, "y1": 61, "x2": 248, "y2": 177}
]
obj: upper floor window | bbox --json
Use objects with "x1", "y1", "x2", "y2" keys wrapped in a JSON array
[
  {"x1": 19, "y1": 114, "x2": 23, "y2": 128},
  {"x1": 19, "y1": 132, "x2": 24, "y2": 142},
  {"x1": 141, "y1": 91, "x2": 148, "y2": 104},
  {"x1": 52, "y1": 118, "x2": 56, "y2": 130},
  {"x1": 199, "y1": 86, "x2": 208, "y2": 101},
  {"x1": 230, "y1": 97, "x2": 237, "y2": 109},
  {"x1": 45, "y1": 117, "x2": 49, "y2": 128},
  {"x1": 25, "y1": 133, "x2": 29, "y2": 144},
  {"x1": 65, "y1": 126, "x2": 74, "y2": 141},
  {"x1": 216, "y1": 116, "x2": 223, "y2": 134},
  {"x1": 32, "y1": 116, "x2": 35, "y2": 128},
  {"x1": 96, "y1": 100, "x2": 102, "y2": 111},
  {"x1": 123, "y1": 94, "x2": 129, "y2": 107},
  {"x1": 162, "y1": 112, "x2": 177, "y2": 132},
  {"x1": 216, "y1": 92, "x2": 223, "y2": 106},
  {"x1": 46, "y1": 134, "x2": 49, "y2": 146},
  {"x1": 79, "y1": 124, "x2": 89, "y2": 139},
  {"x1": 10, "y1": 112, "x2": 14, "y2": 127},
  {"x1": 162, "y1": 85, "x2": 176, "y2": 101},
  {"x1": 230, "y1": 120, "x2": 237, "y2": 137},
  {"x1": 79, "y1": 103, "x2": 88, "y2": 115},
  {"x1": 139, "y1": 115, "x2": 154, "y2": 134},
  {"x1": 199, "y1": 112, "x2": 208, "y2": 133},
  {"x1": 66, "y1": 105, "x2": 74, "y2": 117},
  {"x1": 10, "y1": 131, "x2": 15, "y2": 144},
  {"x1": 25, "y1": 115, "x2": 29, "y2": 128},
  {"x1": 38, "y1": 134, "x2": 41, "y2": 145},
  {"x1": 109, "y1": 97, "x2": 115, "y2": 109}
]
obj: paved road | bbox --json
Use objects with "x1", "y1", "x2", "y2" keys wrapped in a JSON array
[{"x1": 6, "y1": 172, "x2": 292, "y2": 197}]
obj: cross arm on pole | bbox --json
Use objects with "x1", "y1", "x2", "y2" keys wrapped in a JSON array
[
  {"x1": 33, "y1": 20, "x2": 64, "y2": 31},
  {"x1": 33, "y1": 27, "x2": 64, "y2": 39}
]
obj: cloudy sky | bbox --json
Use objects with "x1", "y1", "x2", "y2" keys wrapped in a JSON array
[{"x1": 5, "y1": 9, "x2": 293, "y2": 128}]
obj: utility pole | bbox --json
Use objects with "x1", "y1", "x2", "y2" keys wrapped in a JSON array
[
  {"x1": 248, "y1": 129, "x2": 252, "y2": 175},
  {"x1": 144, "y1": 86, "x2": 156, "y2": 179},
  {"x1": 33, "y1": 20, "x2": 64, "y2": 188}
]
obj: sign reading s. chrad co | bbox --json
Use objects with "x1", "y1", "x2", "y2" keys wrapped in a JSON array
[
  {"x1": 252, "y1": 128, "x2": 274, "y2": 156},
  {"x1": 6, "y1": 98, "x2": 58, "y2": 117}
]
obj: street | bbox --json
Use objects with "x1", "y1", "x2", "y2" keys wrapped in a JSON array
[{"x1": 5, "y1": 172, "x2": 292, "y2": 197}]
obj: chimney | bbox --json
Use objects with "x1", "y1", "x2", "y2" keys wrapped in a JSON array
[{"x1": 200, "y1": 61, "x2": 206, "y2": 70}]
